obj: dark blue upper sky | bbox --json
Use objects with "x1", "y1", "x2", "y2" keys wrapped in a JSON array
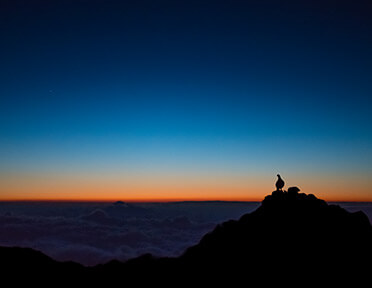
[{"x1": 0, "y1": 0, "x2": 371, "y2": 200}]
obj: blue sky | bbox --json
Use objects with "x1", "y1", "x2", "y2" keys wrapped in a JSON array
[{"x1": 0, "y1": 0, "x2": 371, "y2": 200}]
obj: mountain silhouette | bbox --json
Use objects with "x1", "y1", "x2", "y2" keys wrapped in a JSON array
[
  {"x1": 1, "y1": 189, "x2": 371, "y2": 285},
  {"x1": 180, "y1": 189, "x2": 372, "y2": 282}
]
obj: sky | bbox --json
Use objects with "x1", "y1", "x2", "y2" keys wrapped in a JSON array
[{"x1": 0, "y1": 0, "x2": 371, "y2": 201}]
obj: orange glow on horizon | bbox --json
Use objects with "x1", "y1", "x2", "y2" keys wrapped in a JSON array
[
  {"x1": 0, "y1": 186, "x2": 370, "y2": 203},
  {"x1": 0, "y1": 183, "x2": 267, "y2": 202},
  {"x1": 0, "y1": 172, "x2": 371, "y2": 202}
]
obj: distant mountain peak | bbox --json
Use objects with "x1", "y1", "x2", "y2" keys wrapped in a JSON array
[{"x1": 113, "y1": 201, "x2": 128, "y2": 206}]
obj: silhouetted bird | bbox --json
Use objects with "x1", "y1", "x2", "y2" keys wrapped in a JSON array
[{"x1": 275, "y1": 174, "x2": 285, "y2": 191}]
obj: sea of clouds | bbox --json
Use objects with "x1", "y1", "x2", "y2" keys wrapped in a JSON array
[
  {"x1": 0, "y1": 201, "x2": 259, "y2": 266},
  {"x1": 0, "y1": 201, "x2": 370, "y2": 266}
]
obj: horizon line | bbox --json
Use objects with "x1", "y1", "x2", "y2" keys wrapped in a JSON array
[
  {"x1": 0, "y1": 197, "x2": 371, "y2": 203},
  {"x1": 0, "y1": 197, "x2": 262, "y2": 203}
]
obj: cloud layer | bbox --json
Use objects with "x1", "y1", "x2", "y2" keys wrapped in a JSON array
[
  {"x1": 0, "y1": 201, "x2": 370, "y2": 266},
  {"x1": 0, "y1": 201, "x2": 259, "y2": 266}
]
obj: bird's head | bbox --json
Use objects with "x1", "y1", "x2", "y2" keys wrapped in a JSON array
[{"x1": 277, "y1": 174, "x2": 280, "y2": 177}]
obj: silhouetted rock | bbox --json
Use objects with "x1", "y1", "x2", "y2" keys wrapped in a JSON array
[
  {"x1": 1, "y1": 190, "x2": 371, "y2": 285},
  {"x1": 287, "y1": 185, "x2": 300, "y2": 196}
]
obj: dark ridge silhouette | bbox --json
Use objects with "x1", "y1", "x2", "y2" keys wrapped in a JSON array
[{"x1": 1, "y1": 188, "x2": 371, "y2": 285}]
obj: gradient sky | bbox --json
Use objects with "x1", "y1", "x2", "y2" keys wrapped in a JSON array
[{"x1": 1, "y1": 0, "x2": 371, "y2": 201}]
